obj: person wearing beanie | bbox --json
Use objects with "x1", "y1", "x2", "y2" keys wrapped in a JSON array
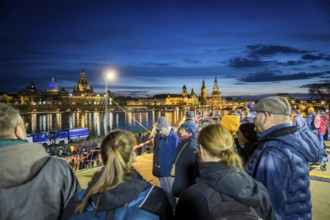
[
  {"x1": 306, "y1": 107, "x2": 318, "y2": 134},
  {"x1": 245, "y1": 96, "x2": 328, "y2": 219},
  {"x1": 293, "y1": 109, "x2": 307, "y2": 128},
  {"x1": 185, "y1": 111, "x2": 195, "y2": 122},
  {"x1": 157, "y1": 116, "x2": 179, "y2": 209},
  {"x1": 237, "y1": 123, "x2": 258, "y2": 163},
  {"x1": 172, "y1": 121, "x2": 198, "y2": 197},
  {"x1": 318, "y1": 111, "x2": 328, "y2": 150},
  {"x1": 219, "y1": 115, "x2": 240, "y2": 136}
]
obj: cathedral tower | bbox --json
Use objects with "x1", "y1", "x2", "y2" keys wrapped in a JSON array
[{"x1": 200, "y1": 78, "x2": 207, "y2": 105}]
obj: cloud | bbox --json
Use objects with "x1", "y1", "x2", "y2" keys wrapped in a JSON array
[
  {"x1": 300, "y1": 79, "x2": 330, "y2": 89},
  {"x1": 183, "y1": 58, "x2": 200, "y2": 64},
  {"x1": 228, "y1": 57, "x2": 263, "y2": 68},
  {"x1": 246, "y1": 44, "x2": 308, "y2": 57},
  {"x1": 239, "y1": 71, "x2": 329, "y2": 83},
  {"x1": 142, "y1": 62, "x2": 172, "y2": 67},
  {"x1": 277, "y1": 60, "x2": 305, "y2": 66},
  {"x1": 301, "y1": 54, "x2": 330, "y2": 61}
]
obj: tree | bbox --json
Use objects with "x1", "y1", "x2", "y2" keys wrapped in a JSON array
[{"x1": 305, "y1": 80, "x2": 330, "y2": 101}]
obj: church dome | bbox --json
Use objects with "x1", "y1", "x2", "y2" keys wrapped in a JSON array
[{"x1": 47, "y1": 77, "x2": 59, "y2": 93}]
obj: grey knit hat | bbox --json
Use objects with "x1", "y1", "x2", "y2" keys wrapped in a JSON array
[
  {"x1": 185, "y1": 111, "x2": 194, "y2": 119},
  {"x1": 251, "y1": 96, "x2": 291, "y2": 115},
  {"x1": 157, "y1": 116, "x2": 171, "y2": 129}
]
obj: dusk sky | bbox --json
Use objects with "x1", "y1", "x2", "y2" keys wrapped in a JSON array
[{"x1": 1, "y1": 0, "x2": 330, "y2": 98}]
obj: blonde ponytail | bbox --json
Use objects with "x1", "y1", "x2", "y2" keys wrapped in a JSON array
[{"x1": 74, "y1": 130, "x2": 136, "y2": 213}]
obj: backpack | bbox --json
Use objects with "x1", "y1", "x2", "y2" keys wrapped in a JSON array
[
  {"x1": 192, "y1": 183, "x2": 262, "y2": 220},
  {"x1": 69, "y1": 185, "x2": 159, "y2": 220},
  {"x1": 313, "y1": 114, "x2": 321, "y2": 129}
]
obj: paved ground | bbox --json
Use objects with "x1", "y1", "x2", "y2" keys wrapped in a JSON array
[{"x1": 76, "y1": 141, "x2": 330, "y2": 219}]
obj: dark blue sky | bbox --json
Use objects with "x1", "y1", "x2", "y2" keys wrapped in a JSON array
[{"x1": 1, "y1": 0, "x2": 330, "y2": 98}]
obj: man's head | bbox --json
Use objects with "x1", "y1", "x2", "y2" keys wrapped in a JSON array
[
  {"x1": 185, "y1": 111, "x2": 194, "y2": 120},
  {"x1": 157, "y1": 116, "x2": 171, "y2": 136},
  {"x1": 251, "y1": 96, "x2": 291, "y2": 133},
  {"x1": 0, "y1": 103, "x2": 27, "y2": 140},
  {"x1": 182, "y1": 121, "x2": 197, "y2": 134}
]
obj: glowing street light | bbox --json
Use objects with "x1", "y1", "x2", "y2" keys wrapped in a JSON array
[{"x1": 105, "y1": 71, "x2": 115, "y2": 134}]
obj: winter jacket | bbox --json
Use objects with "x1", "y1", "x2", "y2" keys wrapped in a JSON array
[
  {"x1": 176, "y1": 162, "x2": 275, "y2": 220},
  {"x1": 238, "y1": 141, "x2": 258, "y2": 164},
  {"x1": 306, "y1": 112, "x2": 318, "y2": 133},
  {"x1": 293, "y1": 114, "x2": 307, "y2": 128},
  {"x1": 0, "y1": 140, "x2": 79, "y2": 220},
  {"x1": 245, "y1": 123, "x2": 328, "y2": 219},
  {"x1": 172, "y1": 132, "x2": 199, "y2": 197},
  {"x1": 152, "y1": 131, "x2": 162, "y2": 177},
  {"x1": 159, "y1": 128, "x2": 179, "y2": 177},
  {"x1": 62, "y1": 170, "x2": 174, "y2": 220},
  {"x1": 318, "y1": 117, "x2": 328, "y2": 134}
]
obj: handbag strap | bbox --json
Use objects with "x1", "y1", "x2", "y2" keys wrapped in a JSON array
[{"x1": 173, "y1": 142, "x2": 189, "y2": 164}]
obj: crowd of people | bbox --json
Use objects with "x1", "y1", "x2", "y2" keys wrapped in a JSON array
[{"x1": 0, "y1": 96, "x2": 329, "y2": 219}]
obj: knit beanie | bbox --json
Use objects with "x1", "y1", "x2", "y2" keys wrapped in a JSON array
[
  {"x1": 308, "y1": 107, "x2": 315, "y2": 114},
  {"x1": 182, "y1": 121, "x2": 197, "y2": 134},
  {"x1": 220, "y1": 115, "x2": 240, "y2": 135},
  {"x1": 239, "y1": 123, "x2": 257, "y2": 144},
  {"x1": 157, "y1": 116, "x2": 170, "y2": 129},
  {"x1": 185, "y1": 111, "x2": 195, "y2": 119}
]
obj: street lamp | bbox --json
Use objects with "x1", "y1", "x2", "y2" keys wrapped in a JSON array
[{"x1": 105, "y1": 72, "x2": 114, "y2": 134}]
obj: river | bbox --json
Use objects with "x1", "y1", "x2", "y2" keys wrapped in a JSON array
[{"x1": 21, "y1": 109, "x2": 195, "y2": 135}]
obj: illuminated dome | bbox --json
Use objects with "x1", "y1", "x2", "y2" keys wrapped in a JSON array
[
  {"x1": 73, "y1": 69, "x2": 94, "y2": 95},
  {"x1": 47, "y1": 77, "x2": 59, "y2": 93}
]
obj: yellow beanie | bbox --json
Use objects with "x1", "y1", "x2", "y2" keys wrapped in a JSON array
[
  {"x1": 220, "y1": 115, "x2": 240, "y2": 135},
  {"x1": 308, "y1": 107, "x2": 314, "y2": 114}
]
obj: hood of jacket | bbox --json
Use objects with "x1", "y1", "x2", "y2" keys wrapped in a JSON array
[
  {"x1": 90, "y1": 170, "x2": 150, "y2": 211},
  {"x1": 198, "y1": 162, "x2": 273, "y2": 218},
  {"x1": 262, "y1": 125, "x2": 326, "y2": 162},
  {"x1": 0, "y1": 140, "x2": 49, "y2": 188}
]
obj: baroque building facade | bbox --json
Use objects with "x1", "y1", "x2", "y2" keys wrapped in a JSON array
[{"x1": 165, "y1": 77, "x2": 222, "y2": 108}]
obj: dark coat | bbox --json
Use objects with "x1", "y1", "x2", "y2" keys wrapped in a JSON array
[
  {"x1": 152, "y1": 131, "x2": 162, "y2": 177},
  {"x1": 176, "y1": 162, "x2": 274, "y2": 220},
  {"x1": 172, "y1": 132, "x2": 199, "y2": 197}
]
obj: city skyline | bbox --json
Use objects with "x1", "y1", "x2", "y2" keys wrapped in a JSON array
[{"x1": 1, "y1": 0, "x2": 330, "y2": 98}]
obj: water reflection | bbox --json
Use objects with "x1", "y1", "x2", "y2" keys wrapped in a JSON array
[{"x1": 21, "y1": 110, "x2": 188, "y2": 135}]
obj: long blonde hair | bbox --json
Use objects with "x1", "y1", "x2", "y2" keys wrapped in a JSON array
[
  {"x1": 198, "y1": 123, "x2": 243, "y2": 170},
  {"x1": 75, "y1": 130, "x2": 137, "y2": 213}
]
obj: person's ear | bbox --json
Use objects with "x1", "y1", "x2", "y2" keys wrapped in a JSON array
[
  {"x1": 15, "y1": 125, "x2": 25, "y2": 139},
  {"x1": 198, "y1": 144, "x2": 205, "y2": 161}
]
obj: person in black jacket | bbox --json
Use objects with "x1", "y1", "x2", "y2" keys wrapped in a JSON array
[
  {"x1": 172, "y1": 121, "x2": 199, "y2": 197},
  {"x1": 62, "y1": 130, "x2": 173, "y2": 220},
  {"x1": 237, "y1": 123, "x2": 258, "y2": 164},
  {"x1": 175, "y1": 123, "x2": 274, "y2": 220}
]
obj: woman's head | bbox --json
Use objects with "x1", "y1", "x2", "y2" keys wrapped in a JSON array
[
  {"x1": 75, "y1": 130, "x2": 137, "y2": 213},
  {"x1": 100, "y1": 130, "x2": 136, "y2": 166},
  {"x1": 198, "y1": 123, "x2": 243, "y2": 170}
]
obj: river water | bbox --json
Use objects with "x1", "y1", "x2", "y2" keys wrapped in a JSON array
[{"x1": 21, "y1": 109, "x2": 192, "y2": 135}]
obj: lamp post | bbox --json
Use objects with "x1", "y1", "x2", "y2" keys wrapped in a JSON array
[{"x1": 105, "y1": 72, "x2": 114, "y2": 134}]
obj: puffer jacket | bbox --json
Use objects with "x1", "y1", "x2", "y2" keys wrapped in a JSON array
[
  {"x1": 0, "y1": 140, "x2": 80, "y2": 220},
  {"x1": 245, "y1": 123, "x2": 328, "y2": 219},
  {"x1": 159, "y1": 128, "x2": 179, "y2": 176}
]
